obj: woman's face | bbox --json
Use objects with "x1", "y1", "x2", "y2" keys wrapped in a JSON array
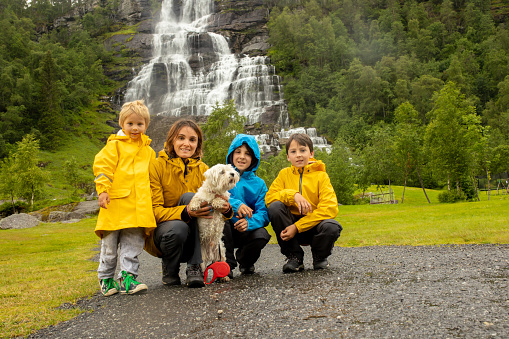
[{"x1": 173, "y1": 126, "x2": 199, "y2": 159}]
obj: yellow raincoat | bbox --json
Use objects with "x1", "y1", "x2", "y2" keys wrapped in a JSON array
[
  {"x1": 93, "y1": 132, "x2": 156, "y2": 238},
  {"x1": 144, "y1": 147, "x2": 209, "y2": 257},
  {"x1": 265, "y1": 159, "x2": 338, "y2": 233}
]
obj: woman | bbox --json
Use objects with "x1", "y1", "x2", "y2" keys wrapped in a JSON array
[{"x1": 144, "y1": 119, "x2": 232, "y2": 288}]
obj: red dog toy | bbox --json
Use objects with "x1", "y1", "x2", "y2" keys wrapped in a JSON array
[{"x1": 204, "y1": 261, "x2": 230, "y2": 284}]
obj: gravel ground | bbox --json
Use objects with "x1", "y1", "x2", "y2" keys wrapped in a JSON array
[{"x1": 27, "y1": 244, "x2": 509, "y2": 338}]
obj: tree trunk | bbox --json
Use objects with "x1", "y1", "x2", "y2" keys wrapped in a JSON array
[
  {"x1": 472, "y1": 173, "x2": 480, "y2": 201},
  {"x1": 447, "y1": 173, "x2": 450, "y2": 191},
  {"x1": 388, "y1": 177, "x2": 392, "y2": 204},
  {"x1": 486, "y1": 169, "x2": 490, "y2": 201},
  {"x1": 10, "y1": 195, "x2": 15, "y2": 214},
  {"x1": 402, "y1": 172, "x2": 407, "y2": 204},
  {"x1": 456, "y1": 177, "x2": 460, "y2": 195},
  {"x1": 416, "y1": 166, "x2": 431, "y2": 204}
]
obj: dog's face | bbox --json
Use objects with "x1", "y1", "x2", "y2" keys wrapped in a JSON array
[{"x1": 203, "y1": 164, "x2": 240, "y2": 193}]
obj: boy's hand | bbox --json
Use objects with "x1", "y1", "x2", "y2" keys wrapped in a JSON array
[
  {"x1": 187, "y1": 202, "x2": 213, "y2": 219},
  {"x1": 294, "y1": 193, "x2": 312, "y2": 215},
  {"x1": 234, "y1": 218, "x2": 248, "y2": 232},
  {"x1": 281, "y1": 224, "x2": 297, "y2": 241},
  {"x1": 98, "y1": 192, "x2": 110, "y2": 209},
  {"x1": 237, "y1": 204, "x2": 253, "y2": 219}
]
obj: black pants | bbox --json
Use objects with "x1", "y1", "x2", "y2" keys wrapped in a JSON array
[
  {"x1": 223, "y1": 220, "x2": 271, "y2": 270},
  {"x1": 267, "y1": 201, "x2": 342, "y2": 261},
  {"x1": 153, "y1": 192, "x2": 202, "y2": 277}
]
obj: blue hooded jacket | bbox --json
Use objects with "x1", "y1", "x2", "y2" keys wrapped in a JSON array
[{"x1": 226, "y1": 134, "x2": 269, "y2": 231}]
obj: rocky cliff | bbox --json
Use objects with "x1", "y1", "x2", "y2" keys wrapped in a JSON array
[{"x1": 103, "y1": 0, "x2": 271, "y2": 82}]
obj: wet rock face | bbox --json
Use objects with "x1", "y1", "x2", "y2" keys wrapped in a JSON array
[{"x1": 117, "y1": 0, "x2": 153, "y2": 24}]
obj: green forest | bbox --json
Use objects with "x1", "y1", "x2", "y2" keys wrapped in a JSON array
[{"x1": 0, "y1": 0, "x2": 508, "y2": 209}]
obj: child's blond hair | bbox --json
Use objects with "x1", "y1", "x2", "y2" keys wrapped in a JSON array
[{"x1": 119, "y1": 100, "x2": 150, "y2": 127}]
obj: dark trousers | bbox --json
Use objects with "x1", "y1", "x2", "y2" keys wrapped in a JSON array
[
  {"x1": 268, "y1": 201, "x2": 342, "y2": 261},
  {"x1": 223, "y1": 220, "x2": 271, "y2": 270},
  {"x1": 153, "y1": 192, "x2": 202, "y2": 276}
]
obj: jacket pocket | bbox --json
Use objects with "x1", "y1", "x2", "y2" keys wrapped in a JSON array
[{"x1": 108, "y1": 189, "x2": 131, "y2": 199}]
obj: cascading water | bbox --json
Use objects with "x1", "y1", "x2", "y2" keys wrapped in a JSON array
[
  {"x1": 279, "y1": 127, "x2": 331, "y2": 153},
  {"x1": 124, "y1": 0, "x2": 289, "y2": 126}
]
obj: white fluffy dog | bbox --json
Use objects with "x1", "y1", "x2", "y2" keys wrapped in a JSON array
[{"x1": 188, "y1": 164, "x2": 239, "y2": 279}]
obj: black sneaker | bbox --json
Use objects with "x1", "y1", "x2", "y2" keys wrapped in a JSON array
[
  {"x1": 162, "y1": 263, "x2": 181, "y2": 286},
  {"x1": 186, "y1": 264, "x2": 205, "y2": 288},
  {"x1": 313, "y1": 256, "x2": 329, "y2": 270},
  {"x1": 239, "y1": 265, "x2": 255, "y2": 275},
  {"x1": 120, "y1": 271, "x2": 148, "y2": 295},
  {"x1": 282, "y1": 255, "x2": 304, "y2": 273},
  {"x1": 99, "y1": 278, "x2": 119, "y2": 297}
]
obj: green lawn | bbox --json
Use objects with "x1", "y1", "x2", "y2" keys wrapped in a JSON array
[
  {"x1": 0, "y1": 219, "x2": 98, "y2": 338},
  {"x1": 1, "y1": 186, "x2": 508, "y2": 337}
]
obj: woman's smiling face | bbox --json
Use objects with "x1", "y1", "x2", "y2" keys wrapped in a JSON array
[{"x1": 173, "y1": 126, "x2": 198, "y2": 159}]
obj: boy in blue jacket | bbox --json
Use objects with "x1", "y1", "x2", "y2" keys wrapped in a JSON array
[{"x1": 224, "y1": 134, "x2": 271, "y2": 276}]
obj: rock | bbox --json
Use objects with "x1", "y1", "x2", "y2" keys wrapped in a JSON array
[
  {"x1": 48, "y1": 211, "x2": 87, "y2": 223},
  {"x1": 60, "y1": 219, "x2": 82, "y2": 224},
  {"x1": 0, "y1": 213, "x2": 40, "y2": 230},
  {"x1": 72, "y1": 201, "x2": 101, "y2": 216}
]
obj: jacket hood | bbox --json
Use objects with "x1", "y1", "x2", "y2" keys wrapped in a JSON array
[
  {"x1": 226, "y1": 134, "x2": 260, "y2": 173},
  {"x1": 107, "y1": 130, "x2": 151, "y2": 146},
  {"x1": 290, "y1": 158, "x2": 325, "y2": 174}
]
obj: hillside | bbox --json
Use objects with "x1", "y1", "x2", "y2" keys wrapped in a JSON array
[{"x1": 1, "y1": 0, "x2": 508, "y2": 207}]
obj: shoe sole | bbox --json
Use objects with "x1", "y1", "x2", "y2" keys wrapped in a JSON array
[
  {"x1": 282, "y1": 264, "x2": 304, "y2": 273},
  {"x1": 102, "y1": 289, "x2": 118, "y2": 297},
  {"x1": 121, "y1": 284, "x2": 148, "y2": 295},
  {"x1": 187, "y1": 281, "x2": 205, "y2": 288}
]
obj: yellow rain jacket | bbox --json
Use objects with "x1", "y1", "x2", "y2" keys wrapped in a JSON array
[
  {"x1": 265, "y1": 159, "x2": 338, "y2": 233},
  {"x1": 144, "y1": 146, "x2": 209, "y2": 257},
  {"x1": 93, "y1": 132, "x2": 156, "y2": 238}
]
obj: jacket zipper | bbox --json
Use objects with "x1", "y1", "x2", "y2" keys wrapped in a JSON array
[{"x1": 299, "y1": 169, "x2": 303, "y2": 194}]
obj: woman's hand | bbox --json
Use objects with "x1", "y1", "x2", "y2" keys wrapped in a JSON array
[
  {"x1": 187, "y1": 202, "x2": 213, "y2": 219},
  {"x1": 98, "y1": 192, "x2": 110, "y2": 209},
  {"x1": 214, "y1": 194, "x2": 232, "y2": 214},
  {"x1": 234, "y1": 218, "x2": 248, "y2": 232},
  {"x1": 237, "y1": 204, "x2": 253, "y2": 219},
  {"x1": 294, "y1": 193, "x2": 312, "y2": 215}
]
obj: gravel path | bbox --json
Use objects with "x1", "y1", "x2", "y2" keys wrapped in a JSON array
[{"x1": 28, "y1": 244, "x2": 508, "y2": 338}]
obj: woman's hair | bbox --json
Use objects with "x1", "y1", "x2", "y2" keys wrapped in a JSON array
[
  {"x1": 119, "y1": 100, "x2": 150, "y2": 127},
  {"x1": 285, "y1": 133, "x2": 313, "y2": 155},
  {"x1": 164, "y1": 119, "x2": 203, "y2": 159}
]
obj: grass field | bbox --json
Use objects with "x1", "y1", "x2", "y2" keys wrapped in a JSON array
[{"x1": 1, "y1": 186, "x2": 508, "y2": 337}]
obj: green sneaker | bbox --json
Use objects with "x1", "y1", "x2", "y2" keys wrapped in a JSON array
[
  {"x1": 120, "y1": 271, "x2": 148, "y2": 295},
  {"x1": 99, "y1": 278, "x2": 119, "y2": 297}
]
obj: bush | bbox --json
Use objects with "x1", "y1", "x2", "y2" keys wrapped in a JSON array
[
  {"x1": 353, "y1": 194, "x2": 370, "y2": 205},
  {"x1": 0, "y1": 201, "x2": 30, "y2": 217},
  {"x1": 438, "y1": 190, "x2": 465, "y2": 203}
]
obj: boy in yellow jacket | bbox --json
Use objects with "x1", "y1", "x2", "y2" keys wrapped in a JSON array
[
  {"x1": 265, "y1": 133, "x2": 342, "y2": 273},
  {"x1": 93, "y1": 100, "x2": 156, "y2": 296}
]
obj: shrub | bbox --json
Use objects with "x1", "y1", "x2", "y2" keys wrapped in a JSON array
[
  {"x1": 438, "y1": 190, "x2": 465, "y2": 203},
  {"x1": 0, "y1": 201, "x2": 30, "y2": 217}
]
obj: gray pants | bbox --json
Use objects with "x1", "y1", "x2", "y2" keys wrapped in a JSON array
[{"x1": 97, "y1": 227, "x2": 145, "y2": 280}]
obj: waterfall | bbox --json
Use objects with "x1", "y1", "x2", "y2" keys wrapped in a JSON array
[
  {"x1": 124, "y1": 0, "x2": 289, "y2": 126},
  {"x1": 278, "y1": 127, "x2": 331, "y2": 153}
]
